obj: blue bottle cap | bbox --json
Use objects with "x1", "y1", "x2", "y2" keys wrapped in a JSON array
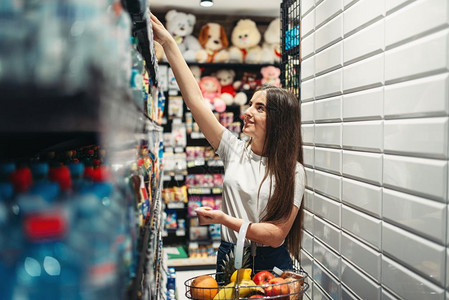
[
  {"x1": 30, "y1": 182, "x2": 60, "y2": 203},
  {"x1": 68, "y1": 162, "x2": 84, "y2": 177},
  {"x1": 0, "y1": 182, "x2": 13, "y2": 200},
  {"x1": 31, "y1": 163, "x2": 49, "y2": 178},
  {"x1": 0, "y1": 162, "x2": 15, "y2": 177},
  {"x1": 80, "y1": 182, "x2": 113, "y2": 199}
]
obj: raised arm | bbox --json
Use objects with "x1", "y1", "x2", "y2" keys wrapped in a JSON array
[{"x1": 150, "y1": 14, "x2": 224, "y2": 150}]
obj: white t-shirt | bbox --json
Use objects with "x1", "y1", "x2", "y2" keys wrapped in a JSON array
[{"x1": 216, "y1": 129, "x2": 305, "y2": 245}]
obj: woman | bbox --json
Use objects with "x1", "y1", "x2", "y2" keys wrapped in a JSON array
[{"x1": 150, "y1": 14, "x2": 305, "y2": 272}]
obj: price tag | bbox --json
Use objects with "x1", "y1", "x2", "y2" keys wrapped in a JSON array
[
  {"x1": 164, "y1": 147, "x2": 173, "y2": 153},
  {"x1": 189, "y1": 242, "x2": 199, "y2": 249},
  {"x1": 174, "y1": 174, "x2": 184, "y2": 181},
  {"x1": 174, "y1": 147, "x2": 184, "y2": 153},
  {"x1": 176, "y1": 229, "x2": 185, "y2": 236},
  {"x1": 162, "y1": 175, "x2": 172, "y2": 182},
  {"x1": 168, "y1": 202, "x2": 185, "y2": 209},
  {"x1": 194, "y1": 158, "x2": 205, "y2": 166},
  {"x1": 187, "y1": 161, "x2": 195, "y2": 168},
  {"x1": 212, "y1": 188, "x2": 223, "y2": 194}
]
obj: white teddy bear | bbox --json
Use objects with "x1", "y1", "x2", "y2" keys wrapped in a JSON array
[
  {"x1": 165, "y1": 10, "x2": 202, "y2": 62},
  {"x1": 261, "y1": 18, "x2": 281, "y2": 64},
  {"x1": 228, "y1": 19, "x2": 263, "y2": 64}
]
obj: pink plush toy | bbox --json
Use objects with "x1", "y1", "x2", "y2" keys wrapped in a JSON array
[
  {"x1": 260, "y1": 66, "x2": 281, "y2": 87},
  {"x1": 199, "y1": 76, "x2": 227, "y2": 112}
]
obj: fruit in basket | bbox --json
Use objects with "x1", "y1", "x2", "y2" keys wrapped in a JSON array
[
  {"x1": 265, "y1": 277, "x2": 289, "y2": 300},
  {"x1": 238, "y1": 279, "x2": 265, "y2": 297},
  {"x1": 249, "y1": 295, "x2": 265, "y2": 299},
  {"x1": 230, "y1": 268, "x2": 252, "y2": 282},
  {"x1": 214, "y1": 281, "x2": 235, "y2": 300},
  {"x1": 253, "y1": 270, "x2": 275, "y2": 285},
  {"x1": 191, "y1": 275, "x2": 219, "y2": 300},
  {"x1": 213, "y1": 279, "x2": 264, "y2": 300},
  {"x1": 218, "y1": 248, "x2": 252, "y2": 284}
]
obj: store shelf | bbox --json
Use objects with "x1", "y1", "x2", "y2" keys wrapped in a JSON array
[
  {"x1": 167, "y1": 257, "x2": 216, "y2": 268},
  {"x1": 0, "y1": 88, "x2": 141, "y2": 134}
]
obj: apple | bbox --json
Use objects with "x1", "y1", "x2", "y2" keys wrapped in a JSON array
[
  {"x1": 249, "y1": 295, "x2": 265, "y2": 299},
  {"x1": 253, "y1": 270, "x2": 275, "y2": 285},
  {"x1": 265, "y1": 277, "x2": 290, "y2": 300}
]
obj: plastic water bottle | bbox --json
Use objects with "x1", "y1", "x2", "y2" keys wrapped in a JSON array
[{"x1": 13, "y1": 211, "x2": 82, "y2": 300}]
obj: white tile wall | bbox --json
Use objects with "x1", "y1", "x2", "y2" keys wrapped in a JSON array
[
  {"x1": 313, "y1": 261, "x2": 341, "y2": 298},
  {"x1": 384, "y1": 73, "x2": 449, "y2": 119},
  {"x1": 314, "y1": 96, "x2": 342, "y2": 122},
  {"x1": 314, "y1": 238, "x2": 341, "y2": 278},
  {"x1": 300, "y1": 0, "x2": 449, "y2": 298},
  {"x1": 343, "y1": 0, "x2": 385, "y2": 37},
  {"x1": 315, "y1": 0, "x2": 343, "y2": 29},
  {"x1": 340, "y1": 260, "x2": 381, "y2": 299},
  {"x1": 315, "y1": 42, "x2": 343, "y2": 75},
  {"x1": 342, "y1": 177, "x2": 381, "y2": 217},
  {"x1": 342, "y1": 150, "x2": 383, "y2": 184},
  {"x1": 341, "y1": 232, "x2": 381, "y2": 281},
  {"x1": 315, "y1": 14, "x2": 343, "y2": 52},
  {"x1": 385, "y1": 0, "x2": 449, "y2": 48},
  {"x1": 343, "y1": 87, "x2": 383, "y2": 121},
  {"x1": 315, "y1": 147, "x2": 342, "y2": 174},
  {"x1": 382, "y1": 188, "x2": 447, "y2": 244},
  {"x1": 382, "y1": 222, "x2": 446, "y2": 285},
  {"x1": 341, "y1": 205, "x2": 381, "y2": 249}
]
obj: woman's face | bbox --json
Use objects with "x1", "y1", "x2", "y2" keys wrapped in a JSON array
[{"x1": 243, "y1": 91, "x2": 267, "y2": 142}]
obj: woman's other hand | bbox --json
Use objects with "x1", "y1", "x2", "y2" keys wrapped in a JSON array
[{"x1": 195, "y1": 207, "x2": 225, "y2": 225}]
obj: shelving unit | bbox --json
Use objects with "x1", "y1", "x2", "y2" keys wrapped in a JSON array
[{"x1": 0, "y1": 1, "x2": 166, "y2": 299}]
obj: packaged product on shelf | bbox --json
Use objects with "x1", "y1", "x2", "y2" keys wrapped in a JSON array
[
  {"x1": 201, "y1": 196, "x2": 215, "y2": 209},
  {"x1": 187, "y1": 197, "x2": 202, "y2": 216},
  {"x1": 171, "y1": 122, "x2": 187, "y2": 148},
  {"x1": 173, "y1": 185, "x2": 188, "y2": 203},
  {"x1": 168, "y1": 96, "x2": 184, "y2": 119},
  {"x1": 209, "y1": 224, "x2": 221, "y2": 241},
  {"x1": 165, "y1": 210, "x2": 178, "y2": 229}
]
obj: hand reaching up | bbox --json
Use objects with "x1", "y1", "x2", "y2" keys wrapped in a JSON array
[{"x1": 150, "y1": 13, "x2": 174, "y2": 47}]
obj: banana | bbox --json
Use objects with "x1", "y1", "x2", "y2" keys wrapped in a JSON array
[
  {"x1": 236, "y1": 279, "x2": 265, "y2": 297},
  {"x1": 213, "y1": 282, "x2": 235, "y2": 300},
  {"x1": 213, "y1": 277, "x2": 264, "y2": 299},
  {"x1": 230, "y1": 268, "x2": 252, "y2": 283}
]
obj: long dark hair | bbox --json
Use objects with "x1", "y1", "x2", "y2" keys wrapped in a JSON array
[{"x1": 251, "y1": 85, "x2": 304, "y2": 260}]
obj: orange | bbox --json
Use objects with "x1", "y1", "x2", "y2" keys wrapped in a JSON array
[{"x1": 190, "y1": 275, "x2": 219, "y2": 300}]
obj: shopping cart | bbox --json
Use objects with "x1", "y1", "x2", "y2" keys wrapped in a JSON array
[{"x1": 184, "y1": 221, "x2": 309, "y2": 300}]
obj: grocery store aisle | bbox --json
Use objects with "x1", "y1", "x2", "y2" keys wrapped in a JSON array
[{"x1": 176, "y1": 269, "x2": 215, "y2": 300}]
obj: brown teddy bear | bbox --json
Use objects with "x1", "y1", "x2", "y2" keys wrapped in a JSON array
[
  {"x1": 228, "y1": 19, "x2": 263, "y2": 64},
  {"x1": 196, "y1": 23, "x2": 229, "y2": 63}
]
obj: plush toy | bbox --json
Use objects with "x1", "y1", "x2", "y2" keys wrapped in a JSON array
[
  {"x1": 165, "y1": 10, "x2": 202, "y2": 62},
  {"x1": 199, "y1": 76, "x2": 226, "y2": 112},
  {"x1": 215, "y1": 69, "x2": 236, "y2": 105},
  {"x1": 260, "y1": 66, "x2": 281, "y2": 87},
  {"x1": 228, "y1": 19, "x2": 263, "y2": 64},
  {"x1": 196, "y1": 23, "x2": 229, "y2": 63},
  {"x1": 190, "y1": 65, "x2": 202, "y2": 83},
  {"x1": 261, "y1": 18, "x2": 281, "y2": 64},
  {"x1": 233, "y1": 71, "x2": 260, "y2": 105},
  {"x1": 154, "y1": 41, "x2": 164, "y2": 62}
]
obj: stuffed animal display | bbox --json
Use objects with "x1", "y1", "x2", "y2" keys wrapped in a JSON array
[
  {"x1": 215, "y1": 69, "x2": 236, "y2": 105},
  {"x1": 261, "y1": 18, "x2": 281, "y2": 64},
  {"x1": 196, "y1": 23, "x2": 229, "y2": 63},
  {"x1": 165, "y1": 10, "x2": 202, "y2": 62},
  {"x1": 228, "y1": 19, "x2": 263, "y2": 64},
  {"x1": 199, "y1": 76, "x2": 226, "y2": 112},
  {"x1": 260, "y1": 66, "x2": 281, "y2": 87}
]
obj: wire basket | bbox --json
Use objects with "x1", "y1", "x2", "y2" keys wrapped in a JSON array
[{"x1": 184, "y1": 221, "x2": 309, "y2": 300}]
